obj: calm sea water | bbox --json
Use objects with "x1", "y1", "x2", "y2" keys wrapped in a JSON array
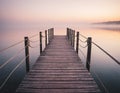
[{"x1": 0, "y1": 25, "x2": 120, "y2": 93}]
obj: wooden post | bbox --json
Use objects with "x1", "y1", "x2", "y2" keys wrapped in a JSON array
[
  {"x1": 72, "y1": 30, "x2": 75, "y2": 48},
  {"x1": 76, "y1": 32, "x2": 79, "y2": 54},
  {"x1": 50, "y1": 29, "x2": 52, "y2": 41},
  {"x1": 40, "y1": 32, "x2": 42, "y2": 55},
  {"x1": 48, "y1": 29, "x2": 50, "y2": 43},
  {"x1": 71, "y1": 30, "x2": 73, "y2": 46},
  {"x1": 69, "y1": 29, "x2": 72, "y2": 44},
  {"x1": 66, "y1": 28, "x2": 68, "y2": 38},
  {"x1": 49, "y1": 29, "x2": 51, "y2": 41},
  {"x1": 51, "y1": 28, "x2": 53, "y2": 39},
  {"x1": 67, "y1": 28, "x2": 69, "y2": 40},
  {"x1": 52, "y1": 28, "x2": 54, "y2": 38},
  {"x1": 45, "y1": 30, "x2": 47, "y2": 48},
  {"x1": 86, "y1": 37, "x2": 92, "y2": 71},
  {"x1": 68, "y1": 28, "x2": 70, "y2": 40},
  {"x1": 24, "y1": 37, "x2": 30, "y2": 72}
]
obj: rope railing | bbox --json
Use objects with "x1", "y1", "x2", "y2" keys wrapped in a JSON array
[
  {"x1": 78, "y1": 48, "x2": 86, "y2": 59},
  {"x1": 79, "y1": 33, "x2": 87, "y2": 39},
  {"x1": 0, "y1": 28, "x2": 54, "y2": 91},
  {"x1": 79, "y1": 38, "x2": 87, "y2": 43},
  {"x1": 0, "y1": 48, "x2": 25, "y2": 69},
  {"x1": 66, "y1": 27, "x2": 119, "y2": 93},
  {"x1": 66, "y1": 27, "x2": 120, "y2": 67},
  {"x1": 28, "y1": 44, "x2": 40, "y2": 48},
  {"x1": 29, "y1": 34, "x2": 38, "y2": 39},
  {"x1": 29, "y1": 39, "x2": 39, "y2": 43},
  {"x1": 0, "y1": 55, "x2": 29, "y2": 90},
  {"x1": 92, "y1": 41, "x2": 120, "y2": 65},
  {"x1": 79, "y1": 44, "x2": 88, "y2": 48},
  {"x1": 0, "y1": 40, "x2": 24, "y2": 53}
]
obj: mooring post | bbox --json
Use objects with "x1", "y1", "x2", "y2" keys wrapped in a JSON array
[
  {"x1": 24, "y1": 37, "x2": 30, "y2": 72},
  {"x1": 45, "y1": 30, "x2": 47, "y2": 47},
  {"x1": 76, "y1": 32, "x2": 79, "y2": 54},
  {"x1": 86, "y1": 37, "x2": 92, "y2": 71},
  {"x1": 40, "y1": 32, "x2": 42, "y2": 55}
]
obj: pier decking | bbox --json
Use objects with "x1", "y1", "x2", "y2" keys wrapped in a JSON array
[{"x1": 16, "y1": 36, "x2": 101, "y2": 93}]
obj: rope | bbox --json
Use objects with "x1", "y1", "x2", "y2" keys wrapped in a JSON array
[
  {"x1": 79, "y1": 33, "x2": 87, "y2": 39},
  {"x1": 78, "y1": 32, "x2": 120, "y2": 65},
  {"x1": 28, "y1": 39, "x2": 39, "y2": 48},
  {"x1": 91, "y1": 69, "x2": 109, "y2": 93},
  {"x1": 42, "y1": 35, "x2": 45, "y2": 38},
  {"x1": 29, "y1": 40, "x2": 39, "y2": 43},
  {"x1": 92, "y1": 42, "x2": 120, "y2": 65},
  {"x1": 0, "y1": 55, "x2": 29, "y2": 90},
  {"x1": 78, "y1": 48, "x2": 86, "y2": 58},
  {"x1": 28, "y1": 44, "x2": 39, "y2": 48},
  {"x1": 29, "y1": 34, "x2": 38, "y2": 39},
  {"x1": 0, "y1": 40, "x2": 23, "y2": 53},
  {"x1": 79, "y1": 38, "x2": 87, "y2": 43},
  {"x1": 79, "y1": 44, "x2": 88, "y2": 48},
  {"x1": 0, "y1": 48, "x2": 25, "y2": 69}
]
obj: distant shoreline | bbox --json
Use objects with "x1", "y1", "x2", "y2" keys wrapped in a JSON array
[{"x1": 93, "y1": 21, "x2": 120, "y2": 25}]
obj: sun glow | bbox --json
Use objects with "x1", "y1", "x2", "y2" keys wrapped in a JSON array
[{"x1": 0, "y1": 0, "x2": 120, "y2": 27}]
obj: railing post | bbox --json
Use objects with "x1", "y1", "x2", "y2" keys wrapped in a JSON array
[
  {"x1": 24, "y1": 37, "x2": 30, "y2": 72},
  {"x1": 67, "y1": 28, "x2": 69, "y2": 40},
  {"x1": 66, "y1": 28, "x2": 68, "y2": 38},
  {"x1": 40, "y1": 32, "x2": 42, "y2": 55},
  {"x1": 48, "y1": 29, "x2": 50, "y2": 43},
  {"x1": 52, "y1": 28, "x2": 54, "y2": 39},
  {"x1": 45, "y1": 30, "x2": 47, "y2": 47},
  {"x1": 49, "y1": 29, "x2": 51, "y2": 41},
  {"x1": 69, "y1": 29, "x2": 71, "y2": 42},
  {"x1": 72, "y1": 30, "x2": 75, "y2": 48},
  {"x1": 69, "y1": 28, "x2": 70, "y2": 41},
  {"x1": 86, "y1": 37, "x2": 92, "y2": 71},
  {"x1": 76, "y1": 32, "x2": 79, "y2": 54},
  {"x1": 50, "y1": 28, "x2": 52, "y2": 41},
  {"x1": 71, "y1": 30, "x2": 73, "y2": 46}
]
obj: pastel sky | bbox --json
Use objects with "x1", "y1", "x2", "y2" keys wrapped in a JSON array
[{"x1": 0, "y1": 0, "x2": 120, "y2": 28}]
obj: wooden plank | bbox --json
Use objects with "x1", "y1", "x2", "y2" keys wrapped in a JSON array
[
  {"x1": 16, "y1": 88, "x2": 100, "y2": 93},
  {"x1": 16, "y1": 36, "x2": 101, "y2": 93}
]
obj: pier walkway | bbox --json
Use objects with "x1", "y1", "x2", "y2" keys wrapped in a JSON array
[{"x1": 16, "y1": 36, "x2": 101, "y2": 93}]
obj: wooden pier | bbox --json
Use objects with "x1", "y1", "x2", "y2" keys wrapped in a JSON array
[{"x1": 16, "y1": 35, "x2": 101, "y2": 93}]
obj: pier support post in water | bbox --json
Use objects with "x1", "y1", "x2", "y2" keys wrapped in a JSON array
[
  {"x1": 40, "y1": 32, "x2": 42, "y2": 55},
  {"x1": 24, "y1": 37, "x2": 30, "y2": 72},
  {"x1": 76, "y1": 32, "x2": 79, "y2": 54},
  {"x1": 86, "y1": 37, "x2": 92, "y2": 71}
]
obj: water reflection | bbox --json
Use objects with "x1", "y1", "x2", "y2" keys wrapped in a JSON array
[
  {"x1": 77, "y1": 26, "x2": 120, "y2": 93},
  {"x1": 0, "y1": 26, "x2": 120, "y2": 93}
]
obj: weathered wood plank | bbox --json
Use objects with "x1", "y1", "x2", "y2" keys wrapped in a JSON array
[
  {"x1": 16, "y1": 36, "x2": 101, "y2": 93},
  {"x1": 16, "y1": 88, "x2": 101, "y2": 93}
]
